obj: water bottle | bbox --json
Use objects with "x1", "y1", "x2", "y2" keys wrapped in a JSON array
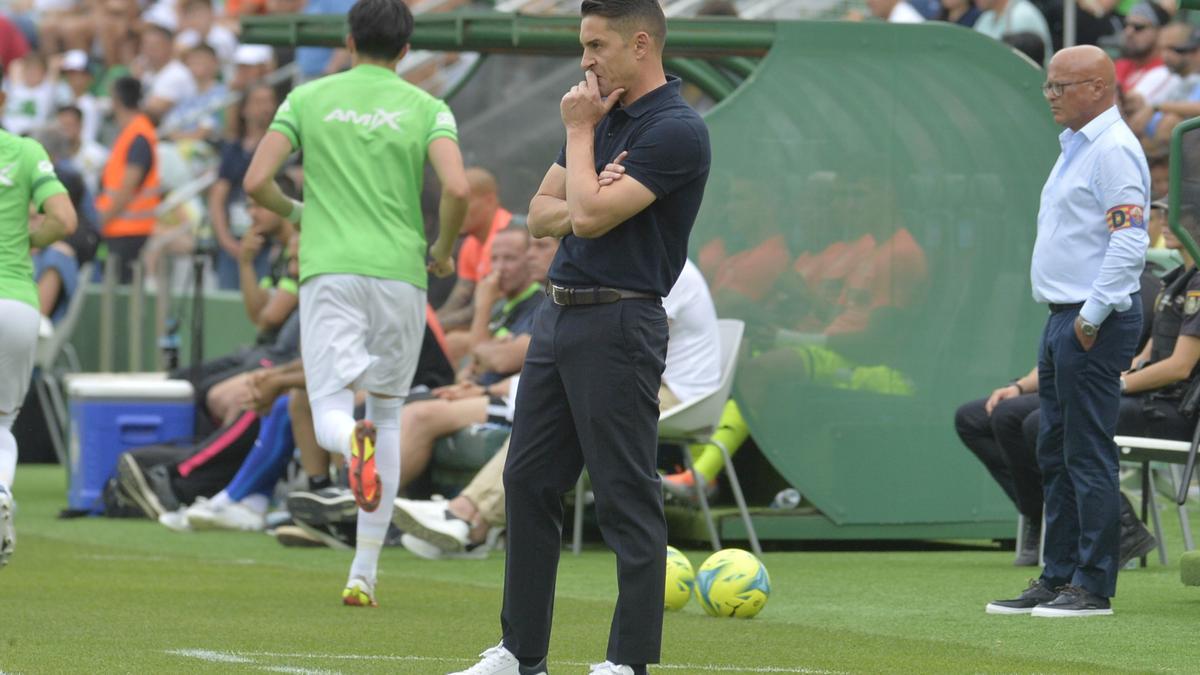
[
  {"x1": 770, "y1": 488, "x2": 801, "y2": 510},
  {"x1": 159, "y1": 318, "x2": 181, "y2": 371}
]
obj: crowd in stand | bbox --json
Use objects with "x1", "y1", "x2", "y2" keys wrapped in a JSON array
[{"x1": 5, "y1": 0, "x2": 1200, "y2": 570}]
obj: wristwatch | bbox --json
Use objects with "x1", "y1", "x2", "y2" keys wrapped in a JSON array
[{"x1": 1079, "y1": 318, "x2": 1099, "y2": 338}]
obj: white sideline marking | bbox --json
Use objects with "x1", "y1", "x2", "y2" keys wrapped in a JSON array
[{"x1": 167, "y1": 648, "x2": 840, "y2": 674}]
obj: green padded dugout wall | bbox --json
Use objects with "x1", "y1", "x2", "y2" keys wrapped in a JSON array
[{"x1": 692, "y1": 22, "x2": 1059, "y2": 527}]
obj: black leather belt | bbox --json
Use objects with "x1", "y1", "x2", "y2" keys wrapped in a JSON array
[
  {"x1": 1049, "y1": 302, "x2": 1085, "y2": 313},
  {"x1": 547, "y1": 284, "x2": 658, "y2": 306}
]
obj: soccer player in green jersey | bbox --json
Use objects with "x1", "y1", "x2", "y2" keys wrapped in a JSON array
[
  {"x1": 0, "y1": 79, "x2": 78, "y2": 569},
  {"x1": 244, "y1": 0, "x2": 468, "y2": 606}
]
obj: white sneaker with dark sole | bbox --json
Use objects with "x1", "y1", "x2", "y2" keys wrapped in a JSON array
[{"x1": 391, "y1": 497, "x2": 470, "y2": 553}]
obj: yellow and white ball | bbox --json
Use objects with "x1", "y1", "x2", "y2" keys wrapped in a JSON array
[
  {"x1": 664, "y1": 546, "x2": 696, "y2": 611},
  {"x1": 693, "y1": 548, "x2": 770, "y2": 618}
]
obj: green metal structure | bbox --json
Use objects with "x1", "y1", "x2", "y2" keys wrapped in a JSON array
[{"x1": 241, "y1": 13, "x2": 1062, "y2": 540}]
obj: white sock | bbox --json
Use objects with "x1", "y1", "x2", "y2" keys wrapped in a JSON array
[
  {"x1": 349, "y1": 394, "x2": 402, "y2": 586},
  {"x1": 0, "y1": 412, "x2": 17, "y2": 491},
  {"x1": 210, "y1": 490, "x2": 232, "y2": 508},
  {"x1": 310, "y1": 389, "x2": 356, "y2": 458}
]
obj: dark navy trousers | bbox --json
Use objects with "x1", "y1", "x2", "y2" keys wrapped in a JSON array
[
  {"x1": 501, "y1": 298, "x2": 668, "y2": 665},
  {"x1": 1036, "y1": 298, "x2": 1141, "y2": 598}
]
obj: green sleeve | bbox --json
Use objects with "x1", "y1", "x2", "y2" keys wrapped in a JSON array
[
  {"x1": 427, "y1": 99, "x2": 458, "y2": 145},
  {"x1": 25, "y1": 140, "x2": 67, "y2": 210},
  {"x1": 269, "y1": 92, "x2": 302, "y2": 150}
]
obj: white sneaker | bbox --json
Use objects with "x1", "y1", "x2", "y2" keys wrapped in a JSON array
[
  {"x1": 210, "y1": 501, "x2": 267, "y2": 531},
  {"x1": 392, "y1": 497, "x2": 470, "y2": 553},
  {"x1": 589, "y1": 663, "x2": 634, "y2": 675},
  {"x1": 158, "y1": 508, "x2": 192, "y2": 532},
  {"x1": 0, "y1": 486, "x2": 15, "y2": 568},
  {"x1": 449, "y1": 642, "x2": 546, "y2": 675}
]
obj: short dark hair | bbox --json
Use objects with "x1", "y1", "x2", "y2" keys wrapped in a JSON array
[
  {"x1": 1001, "y1": 32, "x2": 1045, "y2": 68},
  {"x1": 581, "y1": 0, "x2": 667, "y2": 44},
  {"x1": 56, "y1": 105, "x2": 83, "y2": 122},
  {"x1": 348, "y1": 0, "x2": 414, "y2": 61},
  {"x1": 111, "y1": 76, "x2": 142, "y2": 111}
]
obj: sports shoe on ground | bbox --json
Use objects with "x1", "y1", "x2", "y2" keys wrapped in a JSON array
[
  {"x1": 189, "y1": 500, "x2": 266, "y2": 532},
  {"x1": 291, "y1": 518, "x2": 355, "y2": 550},
  {"x1": 985, "y1": 578, "x2": 1058, "y2": 615},
  {"x1": 342, "y1": 576, "x2": 377, "y2": 607},
  {"x1": 400, "y1": 530, "x2": 500, "y2": 560},
  {"x1": 391, "y1": 497, "x2": 470, "y2": 553},
  {"x1": 286, "y1": 487, "x2": 358, "y2": 526},
  {"x1": 349, "y1": 420, "x2": 380, "y2": 512},
  {"x1": 589, "y1": 662, "x2": 634, "y2": 675},
  {"x1": 449, "y1": 642, "x2": 546, "y2": 675},
  {"x1": 116, "y1": 453, "x2": 170, "y2": 520},
  {"x1": 273, "y1": 524, "x2": 327, "y2": 547},
  {"x1": 0, "y1": 485, "x2": 15, "y2": 568},
  {"x1": 661, "y1": 469, "x2": 717, "y2": 505},
  {"x1": 158, "y1": 507, "x2": 192, "y2": 532},
  {"x1": 1031, "y1": 584, "x2": 1113, "y2": 617},
  {"x1": 1013, "y1": 519, "x2": 1041, "y2": 567}
]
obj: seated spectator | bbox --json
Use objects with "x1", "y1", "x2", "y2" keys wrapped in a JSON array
[
  {"x1": 974, "y1": 0, "x2": 1052, "y2": 66},
  {"x1": 54, "y1": 51, "x2": 101, "y2": 146},
  {"x1": 176, "y1": 0, "x2": 239, "y2": 69},
  {"x1": 1002, "y1": 31, "x2": 1046, "y2": 67},
  {"x1": 1115, "y1": 2, "x2": 1175, "y2": 110},
  {"x1": 0, "y1": 13, "x2": 30, "y2": 71},
  {"x1": 223, "y1": 45, "x2": 274, "y2": 141},
  {"x1": 396, "y1": 226, "x2": 545, "y2": 490},
  {"x1": 436, "y1": 167, "x2": 517, "y2": 339},
  {"x1": 940, "y1": 0, "x2": 981, "y2": 26},
  {"x1": 865, "y1": 0, "x2": 926, "y2": 23},
  {"x1": 133, "y1": 21, "x2": 197, "y2": 123},
  {"x1": 96, "y1": 76, "x2": 159, "y2": 284},
  {"x1": 161, "y1": 43, "x2": 228, "y2": 143},
  {"x1": 391, "y1": 258, "x2": 724, "y2": 559},
  {"x1": 1127, "y1": 25, "x2": 1200, "y2": 153},
  {"x1": 2, "y1": 52, "x2": 59, "y2": 136},
  {"x1": 202, "y1": 219, "x2": 300, "y2": 426},
  {"x1": 210, "y1": 83, "x2": 279, "y2": 289},
  {"x1": 55, "y1": 106, "x2": 108, "y2": 197}
]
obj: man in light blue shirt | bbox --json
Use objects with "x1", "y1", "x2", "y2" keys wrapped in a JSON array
[{"x1": 988, "y1": 46, "x2": 1149, "y2": 619}]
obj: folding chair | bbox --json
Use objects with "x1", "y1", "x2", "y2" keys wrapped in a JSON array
[
  {"x1": 1115, "y1": 434, "x2": 1197, "y2": 565},
  {"x1": 572, "y1": 319, "x2": 762, "y2": 556},
  {"x1": 33, "y1": 262, "x2": 94, "y2": 466}
]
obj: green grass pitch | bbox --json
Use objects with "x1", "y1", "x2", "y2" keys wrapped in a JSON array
[{"x1": 5, "y1": 465, "x2": 1200, "y2": 673}]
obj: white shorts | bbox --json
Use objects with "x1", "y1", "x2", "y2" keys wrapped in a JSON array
[
  {"x1": 0, "y1": 299, "x2": 41, "y2": 416},
  {"x1": 299, "y1": 274, "x2": 426, "y2": 399}
]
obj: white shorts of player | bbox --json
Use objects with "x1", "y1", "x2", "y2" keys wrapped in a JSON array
[
  {"x1": 299, "y1": 274, "x2": 426, "y2": 400},
  {"x1": 0, "y1": 299, "x2": 40, "y2": 417}
]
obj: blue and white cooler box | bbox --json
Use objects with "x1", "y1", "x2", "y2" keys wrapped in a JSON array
[{"x1": 66, "y1": 374, "x2": 195, "y2": 513}]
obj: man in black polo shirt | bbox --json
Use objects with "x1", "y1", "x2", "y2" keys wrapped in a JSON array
[{"x1": 452, "y1": 2, "x2": 710, "y2": 675}]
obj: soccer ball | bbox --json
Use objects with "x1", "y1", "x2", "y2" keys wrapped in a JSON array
[
  {"x1": 664, "y1": 546, "x2": 695, "y2": 611},
  {"x1": 693, "y1": 548, "x2": 770, "y2": 618}
]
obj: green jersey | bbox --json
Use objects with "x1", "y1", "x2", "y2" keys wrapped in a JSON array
[
  {"x1": 269, "y1": 64, "x2": 459, "y2": 288},
  {"x1": 0, "y1": 131, "x2": 67, "y2": 309}
]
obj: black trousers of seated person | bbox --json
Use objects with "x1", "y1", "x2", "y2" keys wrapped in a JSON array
[
  {"x1": 502, "y1": 299, "x2": 668, "y2": 666},
  {"x1": 954, "y1": 393, "x2": 1043, "y2": 524}
]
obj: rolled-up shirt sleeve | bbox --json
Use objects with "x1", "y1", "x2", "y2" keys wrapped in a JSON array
[{"x1": 1080, "y1": 144, "x2": 1150, "y2": 326}]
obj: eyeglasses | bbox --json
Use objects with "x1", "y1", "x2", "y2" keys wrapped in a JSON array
[
  {"x1": 1169, "y1": 46, "x2": 1199, "y2": 54},
  {"x1": 1125, "y1": 22, "x2": 1154, "y2": 32},
  {"x1": 1041, "y1": 79, "x2": 1097, "y2": 96}
]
